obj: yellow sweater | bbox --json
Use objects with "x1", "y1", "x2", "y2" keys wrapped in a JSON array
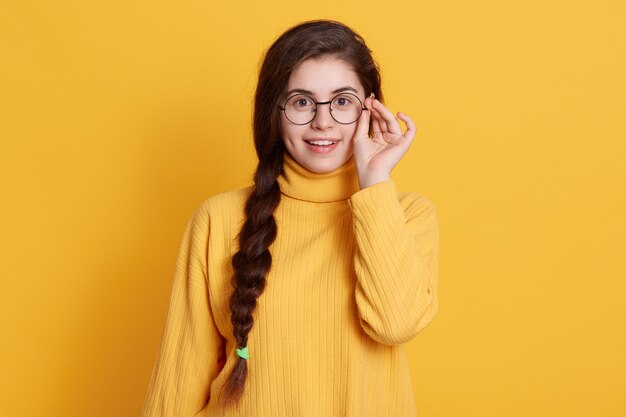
[{"x1": 141, "y1": 150, "x2": 440, "y2": 417}]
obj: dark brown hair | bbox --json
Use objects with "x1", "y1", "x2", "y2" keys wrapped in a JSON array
[{"x1": 219, "y1": 19, "x2": 383, "y2": 407}]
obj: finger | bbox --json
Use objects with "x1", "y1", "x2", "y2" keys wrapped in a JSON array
[
  {"x1": 372, "y1": 99, "x2": 402, "y2": 135},
  {"x1": 371, "y1": 118, "x2": 383, "y2": 134},
  {"x1": 370, "y1": 102, "x2": 383, "y2": 134},
  {"x1": 370, "y1": 104, "x2": 389, "y2": 133},
  {"x1": 397, "y1": 111, "x2": 417, "y2": 141},
  {"x1": 381, "y1": 132, "x2": 404, "y2": 145},
  {"x1": 353, "y1": 96, "x2": 371, "y2": 140},
  {"x1": 364, "y1": 96, "x2": 383, "y2": 137}
]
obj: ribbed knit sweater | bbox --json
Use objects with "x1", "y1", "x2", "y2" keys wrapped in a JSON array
[{"x1": 141, "y1": 149, "x2": 440, "y2": 417}]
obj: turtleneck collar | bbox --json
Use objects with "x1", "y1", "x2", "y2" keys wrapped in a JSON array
[{"x1": 276, "y1": 150, "x2": 361, "y2": 203}]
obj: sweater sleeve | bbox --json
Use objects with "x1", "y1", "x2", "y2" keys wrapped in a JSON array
[
  {"x1": 347, "y1": 180, "x2": 440, "y2": 345},
  {"x1": 141, "y1": 201, "x2": 226, "y2": 417}
]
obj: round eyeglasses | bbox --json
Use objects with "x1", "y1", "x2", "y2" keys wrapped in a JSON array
[{"x1": 279, "y1": 92, "x2": 368, "y2": 125}]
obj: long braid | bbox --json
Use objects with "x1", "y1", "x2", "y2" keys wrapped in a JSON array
[{"x1": 219, "y1": 144, "x2": 284, "y2": 407}]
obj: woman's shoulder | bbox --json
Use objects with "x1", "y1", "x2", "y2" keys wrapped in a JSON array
[
  {"x1": 189, "y1": 185, "x2": 254, "y2": 225},
  {"x1": 202, "y1": 185, "x2": 254, "y2": 210}
]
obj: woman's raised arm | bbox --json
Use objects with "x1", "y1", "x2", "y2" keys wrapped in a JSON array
[{"x1": 348, "y1": 182, "x2": 440, "y2": 345}]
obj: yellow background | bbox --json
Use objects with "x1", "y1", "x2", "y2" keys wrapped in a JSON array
[{"x1": 1, "y1": 1, "x2": 625, "y2": 416}]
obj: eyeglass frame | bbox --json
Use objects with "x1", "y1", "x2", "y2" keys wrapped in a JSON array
[{"x1": 278, "y1": 92, "x2": 369, "y2": 125}]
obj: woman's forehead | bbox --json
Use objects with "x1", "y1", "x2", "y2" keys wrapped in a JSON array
[{"x1": 286, "y1": 57, "x2": 364, "y2": 97}]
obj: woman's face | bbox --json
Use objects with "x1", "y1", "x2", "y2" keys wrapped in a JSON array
[{"x1": 279, "y1": 56, "x2": 366, "y2": 174}]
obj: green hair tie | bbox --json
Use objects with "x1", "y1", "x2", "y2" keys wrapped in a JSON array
[{"x1": 236, "y1": 346, "x2": 249, "y2": 360}]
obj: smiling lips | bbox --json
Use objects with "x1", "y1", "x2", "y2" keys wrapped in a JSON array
[
  {"x1": 304, "y1": 139, "x2": 340, "y2": 145},
  {"x1": 303, "y1": 139, "x2": 340, "y2": 154}
]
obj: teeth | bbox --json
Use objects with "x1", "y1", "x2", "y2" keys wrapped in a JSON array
[{"x1": 307, "y1": 140, "x2": 336, "y2": 146}]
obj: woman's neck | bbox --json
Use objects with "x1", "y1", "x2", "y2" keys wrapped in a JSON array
[{"x1": 276, "y1": 150, "x2": 361, "y2": 203}]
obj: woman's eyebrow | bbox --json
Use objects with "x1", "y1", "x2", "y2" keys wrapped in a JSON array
[{"x1": 284, "y1": 86, "x2": 359, "y2": 96}]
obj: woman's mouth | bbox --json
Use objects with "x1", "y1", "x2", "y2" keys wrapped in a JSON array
[{"x1": 304, "y1": 139, "x2": 340, "y2": 154}]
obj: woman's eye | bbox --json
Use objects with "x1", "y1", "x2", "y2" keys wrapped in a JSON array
[
  {"x1": 292, "y1": 96, "x2": 313, "y2": 108},
  {"x1": 334, "y1": 96, "x2": 352, "y2": 107}
]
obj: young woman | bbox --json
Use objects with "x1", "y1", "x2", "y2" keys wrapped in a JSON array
[{"x1": 141, "y1": 19, "x2": 439, "y2": 417}]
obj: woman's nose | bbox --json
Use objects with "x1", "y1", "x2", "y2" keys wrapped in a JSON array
[{"x1": 310, "y1": 104, "x2": 334, "y2": 129}]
